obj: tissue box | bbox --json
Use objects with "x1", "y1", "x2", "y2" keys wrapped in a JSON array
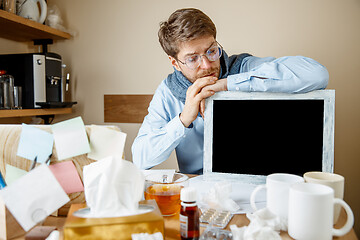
[{"x1": 64, "y1": 200, "x2": 164, "y2": 240}]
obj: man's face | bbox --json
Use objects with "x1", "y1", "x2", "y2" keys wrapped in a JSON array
[{"x1": 169, "y1": 35, "x2": 221, "y2": 83}]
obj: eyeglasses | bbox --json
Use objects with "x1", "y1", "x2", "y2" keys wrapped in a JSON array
[{"x1": 177, "y1": 42, "x2": 223, "y2": 70}]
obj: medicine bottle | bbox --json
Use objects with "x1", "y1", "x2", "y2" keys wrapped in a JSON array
[{"x1": 180, "y1": 187, "x2": 199, "y2": 240}]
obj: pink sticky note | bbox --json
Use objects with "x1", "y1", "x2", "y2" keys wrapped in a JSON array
[{"x1": 49, "y1": 161, "x2": 84, "y2": 194}]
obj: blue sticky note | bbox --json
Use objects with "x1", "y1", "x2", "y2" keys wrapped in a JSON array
[{"x1": 17, "y1": 124, "x2": 54, "y2": 163}]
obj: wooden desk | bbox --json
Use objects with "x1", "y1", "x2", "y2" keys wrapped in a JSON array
[{"x1": 12, "y1": 208, "x2": 357, "y2": 240}]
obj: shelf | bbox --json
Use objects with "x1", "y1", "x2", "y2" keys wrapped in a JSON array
[
  {"x1": 0, "y1": 9, "x2": 71, "y2": 42},
  {"x1": 0, "y1": 108, "x2": 72, "y2": 118}
]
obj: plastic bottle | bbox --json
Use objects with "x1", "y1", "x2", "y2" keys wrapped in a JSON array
[{"x1": 180, "y1": 187, "x2": 199, "y2": 240}]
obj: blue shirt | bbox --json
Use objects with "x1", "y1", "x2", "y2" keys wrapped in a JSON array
[{"x1": 132, "y1": 55, "x2": 329, "y2": 174}]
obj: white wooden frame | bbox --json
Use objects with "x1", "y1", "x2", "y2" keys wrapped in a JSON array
[{"x1": 203, "y1": 90, "x2": 335, "y2": 184}]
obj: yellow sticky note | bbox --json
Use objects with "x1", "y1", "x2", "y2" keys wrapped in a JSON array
[{"x1": 88, "y1": 125, "x2": 127, "y2": 161}]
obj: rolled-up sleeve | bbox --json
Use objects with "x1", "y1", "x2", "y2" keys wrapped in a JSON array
[
  {"x1": 132, "y1": 90, "x2": 193, "y2": 170},
  {"x1": 227, "y1": 56, "x2": 329, "y2": 93}
]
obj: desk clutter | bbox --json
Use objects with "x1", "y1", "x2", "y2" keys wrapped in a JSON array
[
  {"x1": 0, "y1": 117, "x2": 128, "y2": 239},
  {"x1": 200, "y1": 209, "x2": 233, "y2": 229},
  {"x1": 0, "y1": 117, "x2": 356, "y2": 240},
  {"x1": 191, "y1": 172, "x2": 355, "y2": 240}
]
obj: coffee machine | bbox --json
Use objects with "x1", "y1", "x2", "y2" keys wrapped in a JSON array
[{"x1": 0, "y1": 52, "x2": 76, "y2": 108}]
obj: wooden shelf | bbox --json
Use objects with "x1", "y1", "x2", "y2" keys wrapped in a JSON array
[
  {"x1": 0, "y1": 108, "x2": 72, "y2": 118},
  {"x1": 0, "y1": 9, "x2": 71, "y2": 42}
]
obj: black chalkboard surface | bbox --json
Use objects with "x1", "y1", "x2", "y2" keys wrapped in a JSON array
[{"x1": 212, "y1": 99, "x2": 324, "y2": 176}]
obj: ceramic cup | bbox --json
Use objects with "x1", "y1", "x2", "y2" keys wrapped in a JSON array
[
  {"x1": 304, "y1": 171, "x2": 344, "y2": 224},
  {"x1": 288, "y1": 183, "x2": 354, "y2": 240},
  {"x1": 250, "y1": 173, "x2": 304, "y2": 221}
]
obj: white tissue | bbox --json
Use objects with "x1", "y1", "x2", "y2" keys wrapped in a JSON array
[
  {"x1": 230, "y1": 208, "x2": 287, "y2": 240},
  {"x1": 131, "y1": 232, "x2": 163, "y2": 240},
  {"x1": 246, "y1": 208, "x2": 287, "y2": 232},
  {"x1": 83, "y1": 156, "x2": 145, "y2": 218},
  {"x1": 45, "y1": 230, "x2": 60, "y2": 240},
  {"x1": 202, "y1": 181, "x2": 240, "y2": 212}
]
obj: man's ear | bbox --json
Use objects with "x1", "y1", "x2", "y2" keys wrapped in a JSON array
[{"x1": 169, "y1": 55, "x2": 181, "y2": 71}]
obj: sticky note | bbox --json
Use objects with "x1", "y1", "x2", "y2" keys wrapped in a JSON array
[
  {"x1": 5, "y1": 164, "x2": 27, "y2": 186},
  {"x1": 49, "y1": 161, "x2": 84, "y2": 194},
  {"x1": 17, "y1": 124, "x2": 53, "y2": 163},
  {"x1": 0, "y1": 165, "x2": 70, "y2": 231},
  {"x1": 88, "y1": 125, "x2": 127, "y2": 161},
  {"x1": 51, "y1": 117, "x2": 90, "y2": 160}
]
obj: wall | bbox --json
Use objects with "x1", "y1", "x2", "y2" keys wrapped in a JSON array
[
  {"x1": 0, "y1": 38, "x2": 31, "y2": 53},
  {"x1": 14, "y1": 0, "x2": 360, "y2": 235}
]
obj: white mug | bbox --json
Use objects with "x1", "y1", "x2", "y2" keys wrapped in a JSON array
[
  {"x1": 250, "y1": 173, "x2": 304, "y2": 220},
  {"x1": 288, "y1": 183, "x2": 354, "y2": 240},
  {"x1": 304, "y1": 171, "x2": 344, "y2": 224}
]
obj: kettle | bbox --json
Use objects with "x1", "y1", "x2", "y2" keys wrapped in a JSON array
[{"x1": 17, "y1": 0, "x2": 47, "y2": 24}]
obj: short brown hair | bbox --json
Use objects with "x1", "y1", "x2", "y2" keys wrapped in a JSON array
[{"x1": 158, "y1": 8, "x2": 217, "y2": 58}]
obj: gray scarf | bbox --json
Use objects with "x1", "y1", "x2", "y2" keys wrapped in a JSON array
[{"x1": 165, "y1": 51, "x2": 252, "y2": 104}]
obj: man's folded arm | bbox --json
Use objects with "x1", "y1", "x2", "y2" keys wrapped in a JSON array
[{"x1": 227, "y1": 55, "x2": 329, "y2": 93}]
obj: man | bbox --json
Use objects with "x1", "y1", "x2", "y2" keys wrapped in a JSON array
[{"x1": 132, "y1": 8, "x2": 329, "y2": 174}]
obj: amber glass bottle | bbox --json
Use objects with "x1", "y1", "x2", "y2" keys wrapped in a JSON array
[{"x1": 180, "y1": 187, "x2": 199, "y2": 240}]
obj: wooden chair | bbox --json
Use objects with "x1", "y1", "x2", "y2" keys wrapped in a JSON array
[{"x1": 104, "y1": 94, "x2": 153, "y2": 123}]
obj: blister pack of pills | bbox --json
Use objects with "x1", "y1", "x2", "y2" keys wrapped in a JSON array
[
  {"x1": 199, "y1": 209, "x2": 233, "y2": 229},
  {"x1": 199, "y1": 227, "x2": 232, "y2": 240}
]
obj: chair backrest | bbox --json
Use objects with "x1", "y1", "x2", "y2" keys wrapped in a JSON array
[{"x1": 104, "y1": 94, "x2": 153, "y2": 123}]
